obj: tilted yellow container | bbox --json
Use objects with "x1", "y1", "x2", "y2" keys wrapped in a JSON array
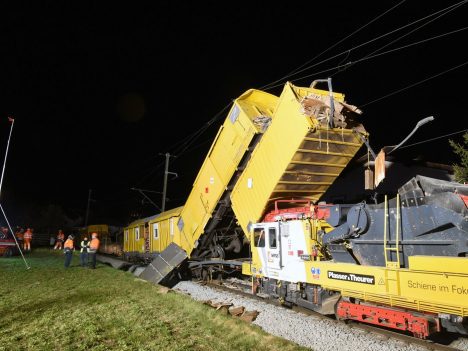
[
  {"x1": 177, "y1": 89, "x2": 278, "y2": 255},
  {"x1": 231, "y1": 82, "x2": 367, "y2": 236}
]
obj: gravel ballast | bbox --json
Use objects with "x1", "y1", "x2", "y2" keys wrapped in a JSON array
[{"x1": 173, "y1": 280, "x2": 468, "y2": 351}]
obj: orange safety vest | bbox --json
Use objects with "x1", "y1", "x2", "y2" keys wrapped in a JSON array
[
  {"x1": 64, "y1": 239, "x2": 74, "y2": 249},
  {"x1": 23, "y1": 230, "x2": 33, "y2": 240},
  {"x1": 90, "y1": 238, "x2": 100, "y2": 251}
]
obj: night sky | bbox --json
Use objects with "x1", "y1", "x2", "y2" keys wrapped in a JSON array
[{"x1": 1, "y1": 1, "x2": 467, "y2": 227}]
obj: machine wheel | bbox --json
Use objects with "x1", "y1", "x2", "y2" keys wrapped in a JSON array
[
  {"x1": 334, "y1": 298, "x2": 347, "y2": 323},
  {"x1": 212, "y1": 245, "x2": 225, "y2": 259},
  {"x1": 201, "y1": 268, "x2": 210, "y2": 282}
]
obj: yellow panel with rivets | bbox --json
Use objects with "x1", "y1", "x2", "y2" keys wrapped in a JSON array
[
  {"x1": 300, "y1": 257, "x2": 468, "y2": 316},
  {"x1": 147, "y1": 206, "x2": 183, "y2": 253},
  {"x1": 231, "y1": 82, "x2": 366, "y2": 237},
  {"x1": 244, "y1": 255, "x2": 468, "y2": 316},
  {"x1": 123, "y1": 215, "x2": 158, "y2": 254}
]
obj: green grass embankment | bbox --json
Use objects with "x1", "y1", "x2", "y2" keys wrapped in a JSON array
[{"x1": 0, "y1": 249, "x2": 309, "y2": 351}]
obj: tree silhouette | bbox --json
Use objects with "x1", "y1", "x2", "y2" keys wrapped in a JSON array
[{"x1": 449, "y1": 132, "x2": 468, "y2": 183}]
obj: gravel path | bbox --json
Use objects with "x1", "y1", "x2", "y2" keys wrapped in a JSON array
[{"x1": 173, "y1": 280, "x2": 468, "y2": 351}]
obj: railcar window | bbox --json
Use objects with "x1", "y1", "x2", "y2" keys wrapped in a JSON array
[
  {"x1": 135, "y1": 227, "x2": 140, "y2": 241},
  {"x1": 253, "y1": 228, "x2": 265, "y2": 247},
  {"x1": 170, "y1": 218, "x2": 174, "y2": 236},
  {"x1": 153, "y1": 224, "x2": 159, "y2": 239},
  {"x1": 268, "y1": 228, "x2": 277, "y2": 248},
  {"x1": 125, "y1": 229, "x2": 129, "y2": 242},
  {"x1": 178, "y1": 217, "x2": 184, "y2": 231}
]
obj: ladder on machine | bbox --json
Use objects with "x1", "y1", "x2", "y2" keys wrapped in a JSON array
[{"x1": 383, "y1": 194, "x2": 401, "y2": 269}]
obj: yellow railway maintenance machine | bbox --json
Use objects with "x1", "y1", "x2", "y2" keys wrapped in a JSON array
[
  {"x1": 244, "y1": 175, "x2": 468, "y2": 338},
  {"x1": 134, "y1": 79, "x2": 468, "y2": 338},
  {"x1": 139, "y1": 79, "x2": 366, "y2": 284}
]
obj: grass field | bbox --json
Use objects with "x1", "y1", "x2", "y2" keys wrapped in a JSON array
[{"x1": 0, "y1": 249, "x2": 309, "y2": 351}]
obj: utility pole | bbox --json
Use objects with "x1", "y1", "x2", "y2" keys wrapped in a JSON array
[
  {"x1": 85, "y1": 189, "x2": 92, "y2": 227},
  {"x1": 161, "y1": 153, "x2": 177, "y2": 212}
]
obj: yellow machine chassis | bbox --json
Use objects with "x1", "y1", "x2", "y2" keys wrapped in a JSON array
[{"x1": 244, "y1": 255, "x2": 468, "y2": 317}]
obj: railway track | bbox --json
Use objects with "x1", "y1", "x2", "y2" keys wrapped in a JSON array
[
  {"x1": 97, "y1": 255, "x2": 468, "y2": 350},
  {"x1": 200, "y1": 277, "x2": 466, "y2": 351}
]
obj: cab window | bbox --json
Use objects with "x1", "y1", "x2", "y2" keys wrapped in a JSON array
[
  {"x1": 268, "y1": 228, "x2": 277, "y2": 248},
  {"x1": 253, "y1": 228, "x2": 265, "y2": 247}
]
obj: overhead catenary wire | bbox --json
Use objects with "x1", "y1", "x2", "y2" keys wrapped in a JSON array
[
  {"x1": 364, "y1": 1, "x2": 466, "y2": 59},
  {"x1": 330, "y1": 0, "x2": 468, "y2": 78},
  {"x1": 264, "y1": 26, "x2": 468, "y2": 90},
  {"x1": 359, "y1": 60, "x2": 468, "y2": 108},
  {"x1": 397, "y1": 128, "x2": 468, "y2": 150},
  {"x1": 260, "y1": 0, "x2": 467, "y2": 91},
  {"x1": 130, "y1": 102, "x2": 232, "y2": 189},
  {"x1": 171, "y1": 102, "x2": 232, "y2": 158},
  {"x1": 260, "y1": 0, "x2": 408, "y2": 90}
]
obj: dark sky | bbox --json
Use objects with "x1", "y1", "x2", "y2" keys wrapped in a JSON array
[{"x1": 1, "y1": 1, "x2": 467, "y2": 225}]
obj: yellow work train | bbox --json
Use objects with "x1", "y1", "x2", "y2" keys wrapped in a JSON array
[
  {"x1": 77, "y1": 224, "x2": 123, "y2": 257},
  {"x1": 123, "y1": 207, "x2": 182, "y2": 262},
  {"x1": 122, "y1": 80, "x2": 468, "y2": 338}
]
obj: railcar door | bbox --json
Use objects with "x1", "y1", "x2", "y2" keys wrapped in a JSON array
[
  {"x1": 266, "y1": 224, "x2": 281, "y2": 270},
  {"x1": 252, "y1": 223, "x2": 282, "y2": 274}
]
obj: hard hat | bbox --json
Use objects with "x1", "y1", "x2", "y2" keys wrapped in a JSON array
[
  {"x1": 69, "y1": 235, "x2": 74, "y2": 239},
  {"x1": 84, "y1": 237, "x2": 88, "y2": 240}
]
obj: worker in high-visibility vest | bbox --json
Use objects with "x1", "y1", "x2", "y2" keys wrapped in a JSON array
[
  {"x1": 88, "y1": 232, "x2": 100, "y2": 269},
  {"x1": 80, "y1": 236, "x2": 90, "y2": 267},
  {"x1": 15, "y1": 227, "x2": 24, "y2": 246},
  {"x1": 63, "y1": 235, "x2": 75, "y2": 268},
  {"x1": 54, "y1": 229, "x2": 65, "y2": 250},
  {"x1": 23, "y1": 228, "x2": 33, "y2": 252}
]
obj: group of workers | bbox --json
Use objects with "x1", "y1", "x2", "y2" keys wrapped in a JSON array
[
  {"x1": 3, "y1": 226, "x2": 101, "y2": 268},
  {"x1": 11, "y1": 226, "x2": 34, "y2": 252},
  {"x1": 63, "y1": 231, "x2": 100, "y2": 268}
]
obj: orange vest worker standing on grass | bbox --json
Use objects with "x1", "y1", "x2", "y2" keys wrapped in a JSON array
[
  {"x1": 54, "y1": 229, "x2": 65, "y2": 250},
  {"x1": 23, "y1": 228, "x2": 33, "y2": 251},
  {"x1": 88, "y1": 232, "x2": 100, "y2": 269},
  {"x1": 15, "y1": 227, "x2": 24, "y2": 245},
  {"x1": 64, "y1": 235, "x2": 75, "y2": 268}
]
